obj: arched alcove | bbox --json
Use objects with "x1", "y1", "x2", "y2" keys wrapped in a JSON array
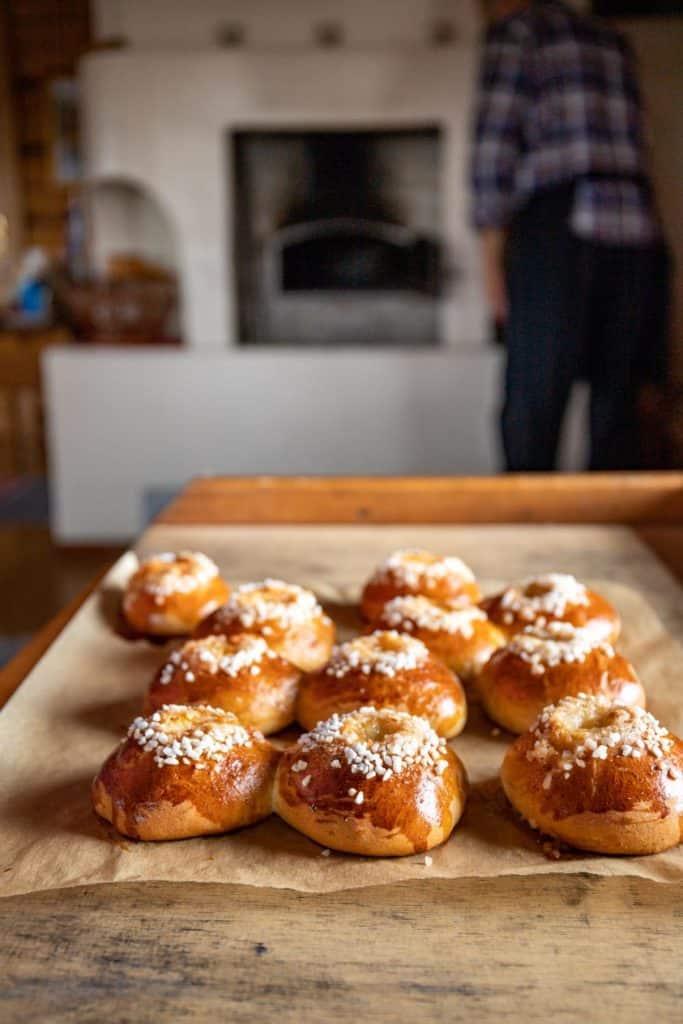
[
  {"x1": 87, "y1": 177, "x2": 179, "y2": 279},
  {"x1": 80, "y1": 176, "x2": 183, "y2": 341}
]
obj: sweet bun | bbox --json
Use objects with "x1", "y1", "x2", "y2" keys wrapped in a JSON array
[
  {"x1": 273, "y1": 706, "x2": 467, "y2": 856},
  {"x1": 372, "y1": 595, "x2": 505, "y2": 688},
  {"x1": 144, "y1": 633, "x2": 301, "y2": 735},
  {"x1": 195, "y1": 578, "x2": 335, "y2": 673},
  {"x1": 92, "y1": 704, "x2": 278, "y2": 840},
  {"x1": 479, "y1": 622, "x2": 645, "y2": 734},
  {"x1": 361, "y1": 548, "x2": 481, "y2": 623},
  {"x1": 122, "y1": 551, "x2": 229, "y2": 637},
  {"x1": 501, "y1": 694, "x2": 683, "y2": 855},
  {"x1": 297, "y1": 631, "x2": 466, "y2": 739},
  {"x1": 481, "y1": 573, "x2": 620, "y2": 643}
]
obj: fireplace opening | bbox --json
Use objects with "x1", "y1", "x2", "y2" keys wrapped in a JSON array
[
  {"x1": 279, "y1": 219, "x2": 439, "y2": 293},
  {"x1": 231, "y1": 128, "x2": 444, "y2": 346}
]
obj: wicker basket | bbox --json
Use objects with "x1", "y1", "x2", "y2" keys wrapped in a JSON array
[{"x1": 53, "y1": 273, "x2": 178, "y2": 345}]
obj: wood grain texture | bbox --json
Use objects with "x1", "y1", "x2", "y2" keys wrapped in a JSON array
[
  {"x1": 156, "y1": 473, "x2": 683, "y2": 526},
  {"x1": 2, "y1": 878, "x2": 683, "y2": 1023}
]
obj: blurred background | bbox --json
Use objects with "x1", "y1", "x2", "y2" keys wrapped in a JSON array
[{"x1": 0, "y1": 0, "x2": 681, "y2": 662}]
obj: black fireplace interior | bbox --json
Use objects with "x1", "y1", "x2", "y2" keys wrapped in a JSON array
[
  {"x1": 232, "y1": 127, "x2": 443, "y2": 346},
  {"x1": 284, "y1": 132, "x2": 394, "y2": 224},
  {"x1": 282, "y1": 222, "x2": 439, "y2": 293},
  {"x1": 278, "y1": 133, "x2": 438, "y2": 293}
]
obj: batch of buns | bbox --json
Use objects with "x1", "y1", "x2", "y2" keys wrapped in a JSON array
[{"x1": 91, "y1": 548, "x2": 683, "y2": 859}]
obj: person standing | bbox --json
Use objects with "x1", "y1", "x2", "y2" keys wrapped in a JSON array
[{"x1": 471, "y1": 0, "x2": 669, "y2": 471}]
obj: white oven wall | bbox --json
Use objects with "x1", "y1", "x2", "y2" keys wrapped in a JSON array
[{"x1": 43, "y1": 345, "x2": 590, "y2": 542}]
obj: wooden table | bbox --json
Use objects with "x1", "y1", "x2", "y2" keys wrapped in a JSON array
[{"x1": 3, "y1": 474, "x2": 683, "y2": 1023}]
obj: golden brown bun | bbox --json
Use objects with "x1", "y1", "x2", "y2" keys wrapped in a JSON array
[
  {"x1": 297, "y1": 631, "x2": 467, "y2": 739},
  {"x1": 479, "y1": 623, "x2": 645, "y2": 734},
  {"x1": 371, "y1": 595, "x2": 505, "y2": 687},
  {"x1": 92, "y1": 704, "x2": 279, "y2": 840},
  {"x1": 481, "y1": 573, "x2": 620, "y2": 643},
  {"x1": 501, "y1": 694, "x2": 683, "y2": 855},
  {"x1": 361, "y1": 548, "x2": 481, "y2": 623},
  {"x1": 273, "y1": 707, "x2": 467, "y2": 856},
  {"x1": 122, "y1": 551, "x2": 229, "y2": 637},
  {"x1": 194, "y1": 579, "x2": 335, "y2": 673},
  {"x1": 144, "y1": 633, "x2": 301, "y2": 735}
]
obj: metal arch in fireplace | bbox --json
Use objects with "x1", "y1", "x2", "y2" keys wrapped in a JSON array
[{"x1": 267, "y1": 217, "x2": 440, "y2": 295}]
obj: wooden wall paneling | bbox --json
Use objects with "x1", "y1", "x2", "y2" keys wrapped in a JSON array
[
  {"x1": 5, "y1": 0, "x2": 91, "y2": 255},
  {"x1": 0, "y1": 3, "x2": 23, "y2": 296}
]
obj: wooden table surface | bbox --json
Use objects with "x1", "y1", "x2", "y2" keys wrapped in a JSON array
[{"x1": 3, "y1": 474, "x2": 683, "y2": 1023}]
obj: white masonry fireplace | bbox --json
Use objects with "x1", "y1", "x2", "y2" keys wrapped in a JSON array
[
  {"x1": 45, "y1": 0, "x2": 587, "y2": 541},
  {"x1": 80, "y1": 9, "x2": 486, "y2": 350}
]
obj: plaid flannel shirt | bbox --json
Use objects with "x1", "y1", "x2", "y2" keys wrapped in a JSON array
[{"x1": 471, "y1": 1, "x2": 659, "y2": 246}]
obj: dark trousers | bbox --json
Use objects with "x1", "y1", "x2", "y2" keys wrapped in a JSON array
[{"x1": 502, "y1": 186, "x2": 666, "y2": 472}]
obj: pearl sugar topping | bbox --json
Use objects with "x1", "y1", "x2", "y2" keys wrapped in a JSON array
[
  {"x1": 297, "y1": 707, "x2": 450, "y2": 782},
  {"x1": 376, "y1": 549, "x2": 475, "y2": 588},
  {"x1": 128, "y1": 704, "x2": 253, "y2": 768},
  {"x1": 526, "y1": 694, "x2": 678, "y2": 789},
  {"x1": 500, "y1": 573, "x2": 589, "y2": 623},
  {"x1": 128, "y1": 550, "x2": 220, "y2": 605},
  {"x1": 159, "y1": 634, "x2": 276, "y2": 685},
  {"x1": 381, "y1": 595, "x2": 486, "y2": 638},
  {"x1": 325, "y1": 631, "x2": 429, "y2": 679},
  {"x1": 217, "y1": 579, "x2": 323, "y2": 630},
  {"x1": 507, "y1": 622, "x2": 614, "y2": 676}
]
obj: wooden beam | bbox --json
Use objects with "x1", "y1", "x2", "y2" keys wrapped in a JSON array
[{"x1": 156, "y1": 473, "x2": 683, "y2": 526}]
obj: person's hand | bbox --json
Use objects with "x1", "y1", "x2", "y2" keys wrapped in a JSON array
[
  {"x1": 484, "y1": 260, "x2": 509, "y2": 324},
  {"x1": 480, "y1": 229, "x2": 509, "y2": 324}
]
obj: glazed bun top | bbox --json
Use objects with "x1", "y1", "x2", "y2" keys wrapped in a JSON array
[
  {"x1": 526, "y1": 694, "x2": 682, "y2": 799},
  {"x1": 503, "y1": 621, "x2": 615, "y2": 675},
  {"x1": 125, "y1": 551, "x2": 221, "y2": 607},
  {"x1": 211, "y1": 578, "x2": 327, "y2": 633},
  {"x1": 127, "y1": 703, "x2": 257, "y2": 768},
  {"x1": 379, "y1": 595, "x2": 487, "y2": 637},
  {"x1": 297, "y1": 706, "x2": 451, "y2": 781},
  {"x1": 325, "y1": 631, "x2": 431, "y2": 679},
  {"x1": 158, "y1": 633, "x2": 278, "y2": 686},
  {"x1": 371, "y1": 549, "x2": 476, "y2": 590}
]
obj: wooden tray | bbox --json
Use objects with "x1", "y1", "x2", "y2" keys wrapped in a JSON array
[
  {"x1": 2, "y1": 474, "x2": 683, "y2": 1022},
  {"x1": 2, "y1": 527, "x2": 683, "y2": 897}
]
